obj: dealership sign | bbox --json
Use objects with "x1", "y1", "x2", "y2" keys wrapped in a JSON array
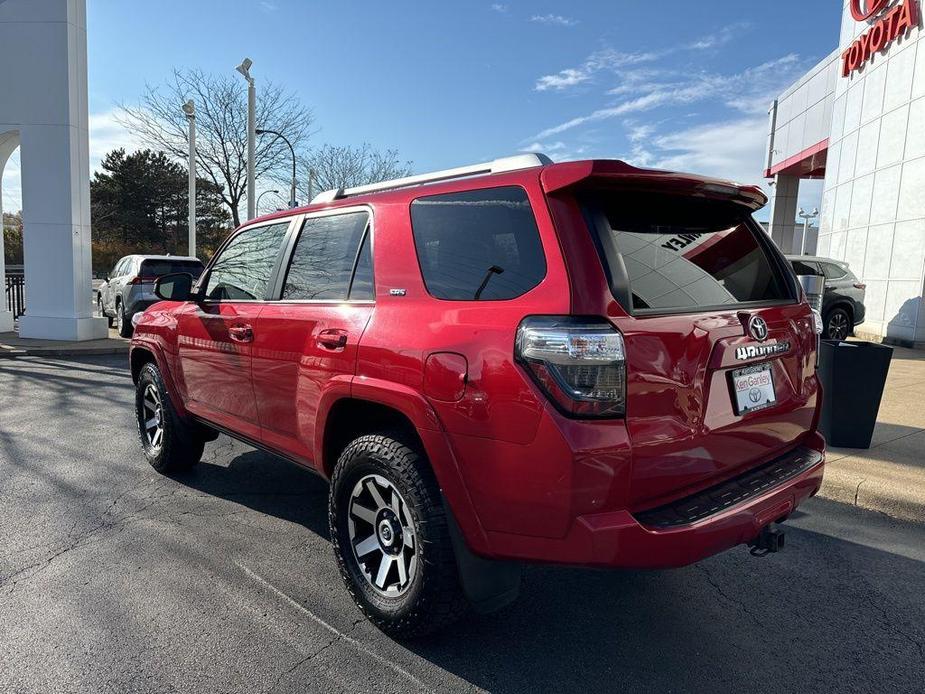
[{"x1": 841, "y1": 0, "x2": 919, "y2": 76}]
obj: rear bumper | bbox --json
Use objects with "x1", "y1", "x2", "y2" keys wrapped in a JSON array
[{"x1": 483, "y1": 438, "x2": 825, "y2": 569}]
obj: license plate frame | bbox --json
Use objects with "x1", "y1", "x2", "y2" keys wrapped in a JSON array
[{"x1": 730, "y1": 362, "x2": 777, "y2": 415}]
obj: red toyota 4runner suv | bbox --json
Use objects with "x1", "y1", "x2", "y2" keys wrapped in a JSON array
[{"x1": 130, "y1": 155, "x2": 825, "y2": 637}]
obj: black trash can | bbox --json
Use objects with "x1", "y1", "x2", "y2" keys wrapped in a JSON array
[{"x1": 817, "y1": 340, "x2": 893, "y2": 449}]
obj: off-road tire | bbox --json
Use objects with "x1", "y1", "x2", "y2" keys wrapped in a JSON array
[
  {"x1": 329, "y1": 432, "x2": 468, "y2": 638},
  {"x1": 135, "y1": 362, "x2": 204, "y2": 474}
]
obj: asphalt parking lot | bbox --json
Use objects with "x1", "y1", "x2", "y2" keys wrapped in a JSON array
[{"x1": 1, "y1": 355, "x2": 924, "y2": 693}]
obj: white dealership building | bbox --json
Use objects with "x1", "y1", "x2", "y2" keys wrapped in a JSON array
[{"x1": 766, "y1": 0, "x2": 925, "y2": 346}]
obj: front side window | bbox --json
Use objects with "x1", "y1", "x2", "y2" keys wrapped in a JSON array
[
  {"x1": 282, "y1": 212, "x2": 370, "y2": 301},
  {"x1": 204, "y1": 222, "x2": 289, "y2": 301},
  {"x1": 410, "y1": 186, "x2": 546, "y2": 301},
  {"x1": 586, "y1": 192, "x2": 792, "y2": 313}
]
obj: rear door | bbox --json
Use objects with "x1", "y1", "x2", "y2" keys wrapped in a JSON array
[
  {"x1": 252, "y1": 209, "x2": 374, "y2": 465},
  {"x1": 583, "y1": 191, "x2": 818, "y2": 509},
  {"x1": 177, "y1": 221, "x2": 291, "y2": 439}
]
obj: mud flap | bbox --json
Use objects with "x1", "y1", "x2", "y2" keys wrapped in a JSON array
[{"x1": 443, "y1": 500, "x2": 522, "y2": 614}]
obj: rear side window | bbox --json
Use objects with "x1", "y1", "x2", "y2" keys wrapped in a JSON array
[
  {"x1": 791, "y1": 260, "x2": 820, "y2": 276},
  {"x1": 283, "y1": 212, "x2": 370, "y2": 300},
  {"x1": 586, "y1": 193, "x2": 792, "y2": 312},
  {"x1": 140, "y1": 259, "x2": 204, "y2": 278},
  {"x1": 410, "y1": 186, "x2": 546, "y2": 301},
  {"x1": 821, "y1": 262, "x2": 848, "y2": 280},
  {"x1": 204, "y1": 222, "x2": 289, "y2": 301}
]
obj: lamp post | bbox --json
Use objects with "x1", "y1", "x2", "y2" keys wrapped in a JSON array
[
  {"x1": 798, "y1": 207, "x2": 819, "y2": 256},
  {"x1": 257, "y1": 189, "x2": 280, "y2": 215},
  {"x1": 256, "y1": 128, "x2": 297, "y2": 208},
  {"x1": 308, "y1": 168, "x2": 316, "y2": 203},
  {"x1": 182, "y1": 99, "x2": 196, "y2": 258},
  {"x1": 235, "y1": 58, "x2": 256, "y2": 221}
]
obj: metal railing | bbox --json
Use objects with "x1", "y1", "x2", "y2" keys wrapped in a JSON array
[{"x1": 5, "y1": 274, "x2": 25, "y2": 319}]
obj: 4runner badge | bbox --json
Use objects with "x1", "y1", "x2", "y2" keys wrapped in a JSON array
[{"x1": 735, "y1": 341, "x2": 791, "y2": 361}]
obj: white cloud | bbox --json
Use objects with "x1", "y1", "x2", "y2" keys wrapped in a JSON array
[
  {"x1": 523, "y1": 141, "x2": 567, "y2": 153},
  {"x1": 649, "y1": 116, "x2": 770, "y2": 185},
  {"x1": 627, "y1": 123, "x2": 655, "y2": 143},
  {"x1": 535, "y1": 48, "x2": 660, "y2": 92},
  {"x1": 490, "y1": 3, "x2": 509, "y2": 13},
  {"x1": 530, "y1": 14, "x2": 579, "y2": 27},
  {"x1": 259, "y1": 1, "x2": 278, "y2": 12},
  {"x1": 531, "y1": 54, "x2": 805, "y2": 139},
  {"x1": 686, "y1": 22, "x2": 751, "y2": 50},
  {"x1": 88, "y1": 110, "x2": 146, "y2": 170}
]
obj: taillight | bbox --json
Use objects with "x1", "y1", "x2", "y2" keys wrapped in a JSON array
[
  {"x1": 130, "y1": 276, "x2": 158, "y2": 285},
  {"x1": 515, "y1": 316, "x2": 626, "y2": 418},
  {"x1": 854, "y1": 283, "x2": 866, "y2": 290}
]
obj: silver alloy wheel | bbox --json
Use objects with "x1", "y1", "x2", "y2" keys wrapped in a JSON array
[
  {"x1": 347, "y1": 474, "x2": 418, "y2": 596},
  {"x1": 828, "y1": 311, "x2": 850, "y2": 340},
  {"x1": 141, "y1": 383, "x2": 164, "y2": 451}
]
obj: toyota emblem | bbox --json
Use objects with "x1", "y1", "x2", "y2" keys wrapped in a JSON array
[
  {"x1": 748, "y1": 315, "x2": 769, "y2": 342},
  {"x1": 749, "y1": 388, "x2": 762, "y2": 404},
  {"x1": 850, "y1": 0, "x2": 888, "y2": 21}
]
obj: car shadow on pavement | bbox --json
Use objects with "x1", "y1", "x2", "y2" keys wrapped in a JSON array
[
  {"x1": 174, "y1": 443, "x2": 925, "y2": 693},
  {"x1": 174, "y1": 441, "x2": 332, "y2": 540}
]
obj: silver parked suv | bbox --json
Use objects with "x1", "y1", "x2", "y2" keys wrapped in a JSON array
[{"x1": 98, "y1": 255, "x2": 204, "y2": 337}]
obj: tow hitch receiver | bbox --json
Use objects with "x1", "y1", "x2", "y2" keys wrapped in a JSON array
[{"x1": 749, "y1": 524, "x2": 786, "y2": 557}]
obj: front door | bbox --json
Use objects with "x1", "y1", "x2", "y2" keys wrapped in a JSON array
[
  {"x1": 252, "y1": 209, "x2": 374, "y2": 466},
  {"x1": 177, "y1": 220, "x2": 292, "y2": 439}
]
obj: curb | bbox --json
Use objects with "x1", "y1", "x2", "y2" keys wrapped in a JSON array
[{"x1": 817, "y1": 466, "x2": 925, "y2": 524}]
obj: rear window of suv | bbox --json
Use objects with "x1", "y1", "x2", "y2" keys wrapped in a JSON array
[
  {"x1": 140, "y1": 259, "x2": 204, "y2": 277},
  {"x1": 410, "y1": 186, "x2": 546, "y2": 301},
  {"x1": 585, "y1": 192, "x2": 792, "y2": 313}
]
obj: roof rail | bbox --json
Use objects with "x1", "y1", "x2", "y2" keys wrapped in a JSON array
[{"x1": 311, "y1": 153, "x2": 553, "y2": 204}]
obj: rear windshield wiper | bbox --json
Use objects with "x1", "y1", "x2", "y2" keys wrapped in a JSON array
[{"x1": 474, "y1": 265, "x2": 505, "y2": 300}]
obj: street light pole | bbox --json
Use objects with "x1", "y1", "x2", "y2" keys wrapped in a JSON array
[
  {"x1": 236, "y1": 58, "x2": 256, "y2": 221},
  {"x1": 308, "y1": 168, "x2": 315, "y2": 203},
  {"x1": 256, "y1": 189, "x2": 280, "y2": 216},
  {"x1": 798, "y1": 207, "x2": 819, "y2": 256},
  {"x1": 182, "y1": 99, "x2": 196, "y2": 258},
  {"x1": 256, "y1": 128, "x2": 297, "y2": 208}
]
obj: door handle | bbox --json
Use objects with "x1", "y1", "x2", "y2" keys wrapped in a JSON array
[
  {"x1": 229, "y1": 324, "x2": 254, "y2": 343},
  {"x1": 317, "y1": 329, "x2": 348, "y2": 350}
]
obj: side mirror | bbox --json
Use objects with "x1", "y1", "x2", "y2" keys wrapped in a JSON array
[{"x1": 154, "y1": 272, "x2": 197, "y2": 301}]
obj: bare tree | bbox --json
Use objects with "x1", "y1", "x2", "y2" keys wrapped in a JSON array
[
  {"x1": 119, "y1": 69, "x2": 315, "y2": 226},
  {"x1": 300, "y1": 143, "x2": 413, "y2": 200}
]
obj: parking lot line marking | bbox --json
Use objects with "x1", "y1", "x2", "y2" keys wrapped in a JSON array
[{"x1": 234, "y1": 561, "x2": 430, "y2": 692}]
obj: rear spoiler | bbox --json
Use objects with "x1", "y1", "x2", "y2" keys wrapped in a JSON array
[{"x1": 540, "y1": 160, "x2": 768, "y2": 212}]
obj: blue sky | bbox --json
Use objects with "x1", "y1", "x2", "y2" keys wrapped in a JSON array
[{"x1": 3, "y1": 1, "x2": 841, "y2": 219}]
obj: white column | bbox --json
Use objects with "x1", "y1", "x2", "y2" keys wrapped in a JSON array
[
  {"x1": 0, "y1": 0, "x2": 107, "y2": 340},
  {"x1": 767, "y1": 175, "x2": 801, "y2": 254}
]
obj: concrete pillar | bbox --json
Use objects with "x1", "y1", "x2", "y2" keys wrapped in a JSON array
[
  {"x1": 767, "y1": 174, "x2": 800, "y2": 255},
  {"x1": 0, "y1": 133, "x2": 17, "y2": 333},
  {"x1": 0, "y1": 0, "x2": 106, "y2": 340}
]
